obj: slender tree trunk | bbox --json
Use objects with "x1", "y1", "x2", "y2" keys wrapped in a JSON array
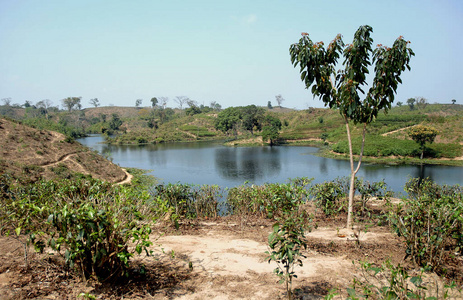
[{"x1": 345, "y1": 117, "x2": 367, "y2": 229}]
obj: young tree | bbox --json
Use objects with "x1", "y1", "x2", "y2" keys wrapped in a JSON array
[
  {"x1": 267, "y1": 101, "x2": 273, "y2": 109},
  {"x1": 262, "y1": 115, "x2": 282, "y2": 146},
  {"x1": 275, "y1": 94, "x2": 285, "y2": 108},
  {"x1": 408, "y1": 125, "x2": 438, "y2": 159},
  {"x1": 135, "y1": 99, "x2": 142, "y2": 107},
  {"x1": 452, "y1": 99, "x2": 456, "y2": 105},
  {"x1": 396, "y1": 101, "x2": 403, "y2": 107},
  {"x1": 290, "y1": 25, "x2": 414, "y2": 228},
  {"x1": 89, "y1": 98, "x2": 100, "y2": 107},
  {"x1": 36, "y1": 99, "x2": 53, "y2": 118},
  {"x1": 210, "y1": 101, "x2": 222, "y2": 111},
  {"x1": 415, "y1": 97, "x2": 428, "y2": 110},
  {"x1": 62, "y1": 97, "x2": 82, "y2": 112},
  {"x1": 150, "y1": 97, "x2": 158, "y2": 108}
]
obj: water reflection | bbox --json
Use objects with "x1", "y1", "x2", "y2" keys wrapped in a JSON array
[
  {"x1": 214, "y1": 147, "x2": 282, "y2": 181},
  {"x1": 77, "y1": 136, "x2": 463, "y2": 194}
]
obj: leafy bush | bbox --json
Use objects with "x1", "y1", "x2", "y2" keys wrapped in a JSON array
[
  {"x1": 388, "y1": 178, "x2": 463, "y2": 272},
  {"x1": 331, "y1": 260, "x2": 462, "y2": 299},
  {"x1": 226, "y1": 178, "x2": 312, "y2": 220},
  {"x1": 310, "y1": 178, "x2": 348, "y2": 216},
  {"x1": 1, "y1": 177, "x2": 162, "y2": 281},
  {"x1": 152, "y1": 183, "x2": 222, "y2": 224}
]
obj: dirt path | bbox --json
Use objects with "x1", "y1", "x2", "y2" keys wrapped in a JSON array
[
  {"x1": 115, "y1": 168, "x2": 133, "y2": 185},
  {"x1": 177, "y1": 128, "x2": 198, "y2": 139},
  {"x1": 41, "y1": 152, "x2": 133, "y2": 185},
  {"x1": 139, "y1": 222, "x2": 402, "y2": 299},
  {"x1": 381, "y1": 125, "x2": 417, "y2": 136},
  {"x1": 42, "y1": 152, "x2": 79, "y2": 167}
]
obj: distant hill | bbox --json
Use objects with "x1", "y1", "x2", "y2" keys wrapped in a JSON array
[{"x1": 0, "y1": 118, "x2": 127, "y2": 184}]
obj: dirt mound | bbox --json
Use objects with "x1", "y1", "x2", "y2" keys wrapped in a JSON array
[{"x1": 0, "y1": 118, "x2": 126, "y2": 183}]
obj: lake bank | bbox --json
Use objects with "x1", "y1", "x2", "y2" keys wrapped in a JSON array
[{"x1": 77, "y1": 135, "x2": 463, "y2": 196}]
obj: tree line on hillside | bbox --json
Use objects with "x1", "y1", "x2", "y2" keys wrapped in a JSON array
[{"x1": 214, "y1": 105, "x2": 282, "y2": 145}]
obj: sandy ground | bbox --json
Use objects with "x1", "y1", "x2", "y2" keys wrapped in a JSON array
[{"x1": 0, "y1": 218, "x2": 404, "y2": 300}]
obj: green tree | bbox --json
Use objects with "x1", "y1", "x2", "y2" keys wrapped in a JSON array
[
  {"x1": 289, "y1": 25, "x2": 414, "y2": 228},
  {"x1": 415, "y1": 97, "x2": 428, "y2": 110},
  {"x1": 262, "y1": 115, "x2": 282, "y2": 145},
  {"x1": 89, "y1": 98, "x2": 100, "y2": 108},
  {"x1": 240, "y1": 105, "x2": 264, "y2": 135},
  {"x1": 210, "y1": 101, "x2": 222, "y2": 111},
  {"x1": 407, "y1": 98, "x2": 415, "y2": 110},
  {"x1": 408, "y1": 125, "x2": 438, "y2": 159},
  {"x1": 267, "y1": 101, "x2": 273, "y2": 109},
  {"x1": 151, "y1": 97, "x2": 158, "y2": 108},
  {"x1": 452, "y1": 99, "x2": 456, "y2": 105},
  {"x1": 135, "y1": 99, "x2": 142, "y2": 107},
  {"x1": 62, "y1": 97, "x2": 82, "y2": 112},
  {"x1": 36, "y1": 99, "x2": 52, "y2": 119},
  {"x1": 396, "y1": 101, "x2": 403, "y2": 107},
  {"x1": 109, "y1": 113, "x2": 123, "y2": 131},
  {"x1": 214, "y1": 107, "x2": 241, "y2": 137}
]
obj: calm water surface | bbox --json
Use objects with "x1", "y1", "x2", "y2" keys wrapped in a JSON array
[{"x1": 78, "y1": 135, "x2": 463, "y2": 196}]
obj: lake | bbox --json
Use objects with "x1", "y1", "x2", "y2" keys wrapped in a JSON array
[{"x1": 77, "y1": 135, "x2": 463, "y2": 196}]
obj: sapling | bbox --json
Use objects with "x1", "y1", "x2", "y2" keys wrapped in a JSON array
[{"x1": 266, "y1": 206, "x2": 310, "y2": 300}]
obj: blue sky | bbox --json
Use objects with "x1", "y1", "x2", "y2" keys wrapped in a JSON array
[{"x1": 0, "y1": 0, "x2": 462, "y2": 109}]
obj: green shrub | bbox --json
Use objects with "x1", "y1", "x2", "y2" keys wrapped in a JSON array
[
  {"x1": 152, "y1": 183, "x2": 223, "y2": 225},
  {"x1": 331, "y1": 260, "x2": 462, "y2": 299},
  {"x1": 1, "y1": 177, "x2": 162, "y2": 281},
  {"x1": 310, "y1": 177, "x2": 350, "y2": 216},
  {"x1": 388, "y1": 178, "x2": 463, "y2": 272},
  {"x1": 226, "y1": 178, "x2": 312, "y2": 219}
]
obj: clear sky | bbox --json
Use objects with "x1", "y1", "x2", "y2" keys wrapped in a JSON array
[{"x1": 1, "y1": 0, "x2": 462, "y2": 109}]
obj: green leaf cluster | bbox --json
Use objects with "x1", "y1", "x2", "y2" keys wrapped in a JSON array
[
  {"x1": 0, "y1": 176, "x2": 165, "y2": 281},
  {"x1": 388, "y1": 178, "x2": 463, "y2": 272}
]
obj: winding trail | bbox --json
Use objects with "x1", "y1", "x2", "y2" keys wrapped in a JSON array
[
  {"x1": 381, "y1": 124, "x2": 418, "y2": 136},
  {"x1": 40, "y1": 151, "x2": 133, "y2": 185},
  {"x1": 115, "y1": 169, "x2": 133, "y2": 185}
]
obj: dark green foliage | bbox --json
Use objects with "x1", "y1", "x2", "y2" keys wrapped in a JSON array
[
  {"x1": 185, "y1": 105, "x2": 202, "y2": 116},
  {"x1": 108, "y1": 113, "x2": 123, "y2": 131},
  {"x1": 241, "y1": 105, "x2": 265, "y2": 135},
  {"x1": 310, "y1": 179, "x2": 347, "y2": 216},
  {"x1": 388, "y1": 178, "x2": 463, "y2": 272},
  {"x1": 226, "y1": 178, "x2": 312, "y2": 220},
  {"x1": 22, "y1": 117, "x2": 86, "y2": 138},
  {"x1": 214, "y1": 107, "x2": 241, "y2": 136},
  {"x1": 152, "y1": 183, "x2": 222, "y2": 224},
  {"x1": 310, "y1": 177, "x2": 391, "y2": 218},
  {"x1": 0, "y1": 177, "x2": 160, "y2": 281},
  {"x1": 262, "y1": 115, "x2": 282, "y2": 145}
]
